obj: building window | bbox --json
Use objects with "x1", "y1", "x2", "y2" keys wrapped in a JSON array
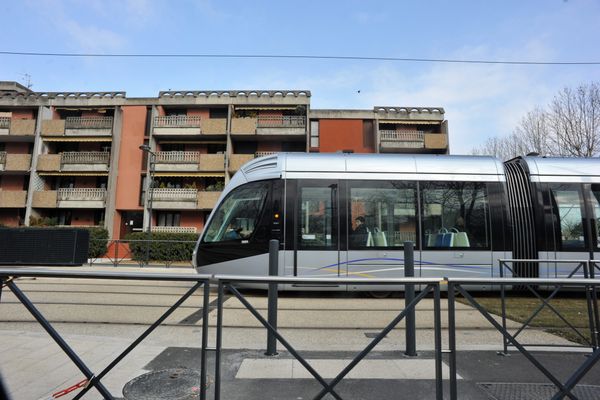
[
  {"x1": 310, "y1": 120, "x2": 319, "y2": 148},
  {"x1": 157, "y1": 212, "x2": 181, "y2": 227}
]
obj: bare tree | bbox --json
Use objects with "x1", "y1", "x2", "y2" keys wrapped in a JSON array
[
  {"x1": 471, "y1": 81, "x2": 600, "y2": 159},
  {"x1": 548, "y1": 82, "x2": 600, "y2": 157},
  {"x1": 513, "y1": 107, "x2": 552, "y2": 156}
]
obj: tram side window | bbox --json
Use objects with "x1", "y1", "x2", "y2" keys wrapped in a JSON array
[
  {"x1": 549, "y1": 185, "x2": 585, "y2": 250},
  {"x1": 421, "y1": 182, "x2": 489, "y2": 249},
  {"x1": 299, "y1": 186, "x2": 336, "y2": 248},
  {"x1": 348, "y1": 182, "x2": 417, "y2": 248},
  {"x1": 202, "y1": 181, "x2": 269, "y2": 243}
]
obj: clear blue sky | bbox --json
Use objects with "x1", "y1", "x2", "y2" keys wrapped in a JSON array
[{"x1": 2, "y1": 0, "x2": 600, "y2": 154}]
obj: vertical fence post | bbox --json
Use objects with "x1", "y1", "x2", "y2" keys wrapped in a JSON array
[
  {"x1": 584, "y1": 261, "x2": 599, "y2": 350},
  {"x1": 499, "y1": 260, "x2": 509, "y2": 355},
  {"x1": 215, "y1": 281, "x2": 224, "y2": 400},
  {"x1": 404, "y1": 241, "x2": 417, "y2": 357},
  {"x1": 266, "y1": 239, "x2": 279, "y2": 356},
  {"x1": 448, "y1": 281, "x2": 458, "y2": 400}
]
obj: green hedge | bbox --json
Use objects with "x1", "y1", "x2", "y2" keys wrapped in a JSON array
[{"x1": 125, "y1": 232, "x2": 199, "y2": 262}]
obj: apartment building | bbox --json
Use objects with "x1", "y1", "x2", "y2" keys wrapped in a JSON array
[{"x1": 0, "y1": 82, "x2": 448, "y2": 238}]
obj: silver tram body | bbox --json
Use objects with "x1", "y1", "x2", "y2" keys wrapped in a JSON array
[{"x1": 192, "y1": 153, "x2": 600, "y2": 291}]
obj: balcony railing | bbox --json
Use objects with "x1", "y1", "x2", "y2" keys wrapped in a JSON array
[
  {"x1": 0, "y1": 151, "x2": 6, "y2": 165},
  {"x1": 380, "y1": 130, "x2": 425, "y2": 148},
  {"x1": 57, "y1": 188, "x2": 107, "y2": 201},
  {"x1": 255, "y1": 151, "x2": 277, "y2": 158},
  {"x1": 0, "y1": 117, "x2": 10, "y2": 129},
  {"x1": 65, "y1": 117, "x2": 113, "y2": 129},
  {"x1": 151, "y1": 188, "x2": 198, "y2": 202},
  {"x1": 151, "y1": 226, "x2": 198, "y2": 234},
  {"x1": 155, "y1": 151, "x2": 200, "y2": 164},
  {"x1": 61, "y1": 151, "x2": 110, "y2": 164},
  {"x1": 154, "y1": 115, "x2": 202, "y2": 128},
  {"x1": 257, "y1": 115, "x2": 305, "y2": 128}
]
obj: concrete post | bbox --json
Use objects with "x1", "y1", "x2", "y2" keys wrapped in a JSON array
[
  {"x1": 265, "y1": 239, "x2": 279, "y2": 356},
  {"x1": 404, "y1": 241, "x2": 417, "y2": 356}
]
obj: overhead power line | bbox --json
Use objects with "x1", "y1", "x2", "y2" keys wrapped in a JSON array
[{"x1": 0, "y1": 50, "x2": 599, "y2": 65}]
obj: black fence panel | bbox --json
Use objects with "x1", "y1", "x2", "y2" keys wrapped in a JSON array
[{"x1": 0, "y1": 228, "x2": 89, "y2": 266}]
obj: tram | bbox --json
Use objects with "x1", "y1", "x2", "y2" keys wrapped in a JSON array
[{"x1": 192, "y1": 153, "x2": 600, "y2": 290}]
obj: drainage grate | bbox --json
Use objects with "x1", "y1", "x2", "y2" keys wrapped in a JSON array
[{"x1": 478, "y1": 382, "x2": 600, "y2": 400}]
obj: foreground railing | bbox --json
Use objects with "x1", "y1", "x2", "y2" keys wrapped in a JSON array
[
  {"x1": 447, "y1": 277, "x2": 600, "y2": 400},
  {"x1": 2, "y1": 256, "x2": 600, "y2": 399},
  {"x1": 0, "y1": 269, "x2": 211, "y2": 400},
  {"x1": 498, "y1": 259, "x2": 600, "y2": 352}
]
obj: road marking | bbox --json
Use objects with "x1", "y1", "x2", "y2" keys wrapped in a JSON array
[{"x1": 235, "y1": 358, "x2": 460, "y2": 380}]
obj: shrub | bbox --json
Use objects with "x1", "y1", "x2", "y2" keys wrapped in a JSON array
[
  {"x1": 125, "y1": 232, "x2": 199, "y2": 262},
  {"x1": 87, "y1": 227, "x2": 109, "y2": 258},
  {"x1": 29, "y1": 216, "x2": 58, "y2": 226}
]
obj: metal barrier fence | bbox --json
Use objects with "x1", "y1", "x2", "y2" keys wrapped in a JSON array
[
  {"x1": 499, "y1": 259, "x2": 600, "y2": 352},
  {"x1": 88, "y1": 239, "x2": 197, "y2": 268},
  {"x1": 447, "y1": 277, "x2": 600, "y2": 400},
  {"x1": 0, "y1": 269, "x2": 212, "y2": 400},
  {"x1": 213, "y1": 274, "x2": 443, "y2": 400},
  {"x1": 2, "y1": 266, "x2": 600, "y2": 399}
]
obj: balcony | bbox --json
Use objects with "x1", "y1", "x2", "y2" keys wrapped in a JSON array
[
  {"x1": 154, "y1": 152, "x2": 225, "y2": 172},
  {"x1": 149, "y1": 188, "x2": 222, "y2": 210},
  {"x1": 41, "y1": 117, "x2": 113, "y2": 137},
  {"x1": 36, "y1": 152, "x2": 110, "y2": 172},
  {"x1": 58, "y1": 188, "x2": 107, "y2": 208},
  {"x1": 61, "y1": 152, "x2": 110, "y2": 171},
  {"x1": 0, "y1": 153, "x2": 31, "y2": 172},
  {"x1": 32, "y1": 189, "x2": 107, "y2": 208},
  {"x1": 0, "y1": 190, "x2": 27, "y2": 208},
  {"x1": 379, "y1": 130, "x2": 425, "y2": 152},
  {"x1": 153, "y1": 116, "x2": 202, "y2": 136},
  {"x1": 0, "y1": 118, "x2": 36, "y2": 136},
  {"x1": 228, "y1": 154, "x2": 254, "y2": 172},
  {"x1": 424, "y1": 133, "x2": 448, "y2": 150},
  {"x1": 231, "y1": 116, "x2": 306, "y2": 136},
  {"x1": 151, "y1": 188, "x2": 198, "y2": 210},
  {"x1": 197, "y1": 190, "x2": 221, "y2": 210}
]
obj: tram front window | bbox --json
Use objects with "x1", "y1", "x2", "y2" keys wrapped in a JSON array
[{"x1": 202, "y1": 181, "x2": 269, "y2": 243}]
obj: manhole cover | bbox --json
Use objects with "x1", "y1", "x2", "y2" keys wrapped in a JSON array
[
  {"x1": 123, "y1": 368, "x2": 209, "y2": 400},
  {"x1": 478, "y1": 382, "x2": 600, "y2": 400}
]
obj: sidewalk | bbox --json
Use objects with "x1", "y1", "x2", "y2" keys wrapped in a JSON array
[{"x1": 1, "y1": 327, "x2": 599, "y2": 400}]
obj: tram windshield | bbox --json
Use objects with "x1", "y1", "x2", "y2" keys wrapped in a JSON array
[{"x1": 202, "y1": 181, "x2": 269, "y2": 243}]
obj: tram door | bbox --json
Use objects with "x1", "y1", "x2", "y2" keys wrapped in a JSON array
[
  {"x1": 292, "y1": 180, "x2": 346, "y2": 286},
  {"x1": 546, "y1": 184, "x2": 591, "y2": 278}
]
